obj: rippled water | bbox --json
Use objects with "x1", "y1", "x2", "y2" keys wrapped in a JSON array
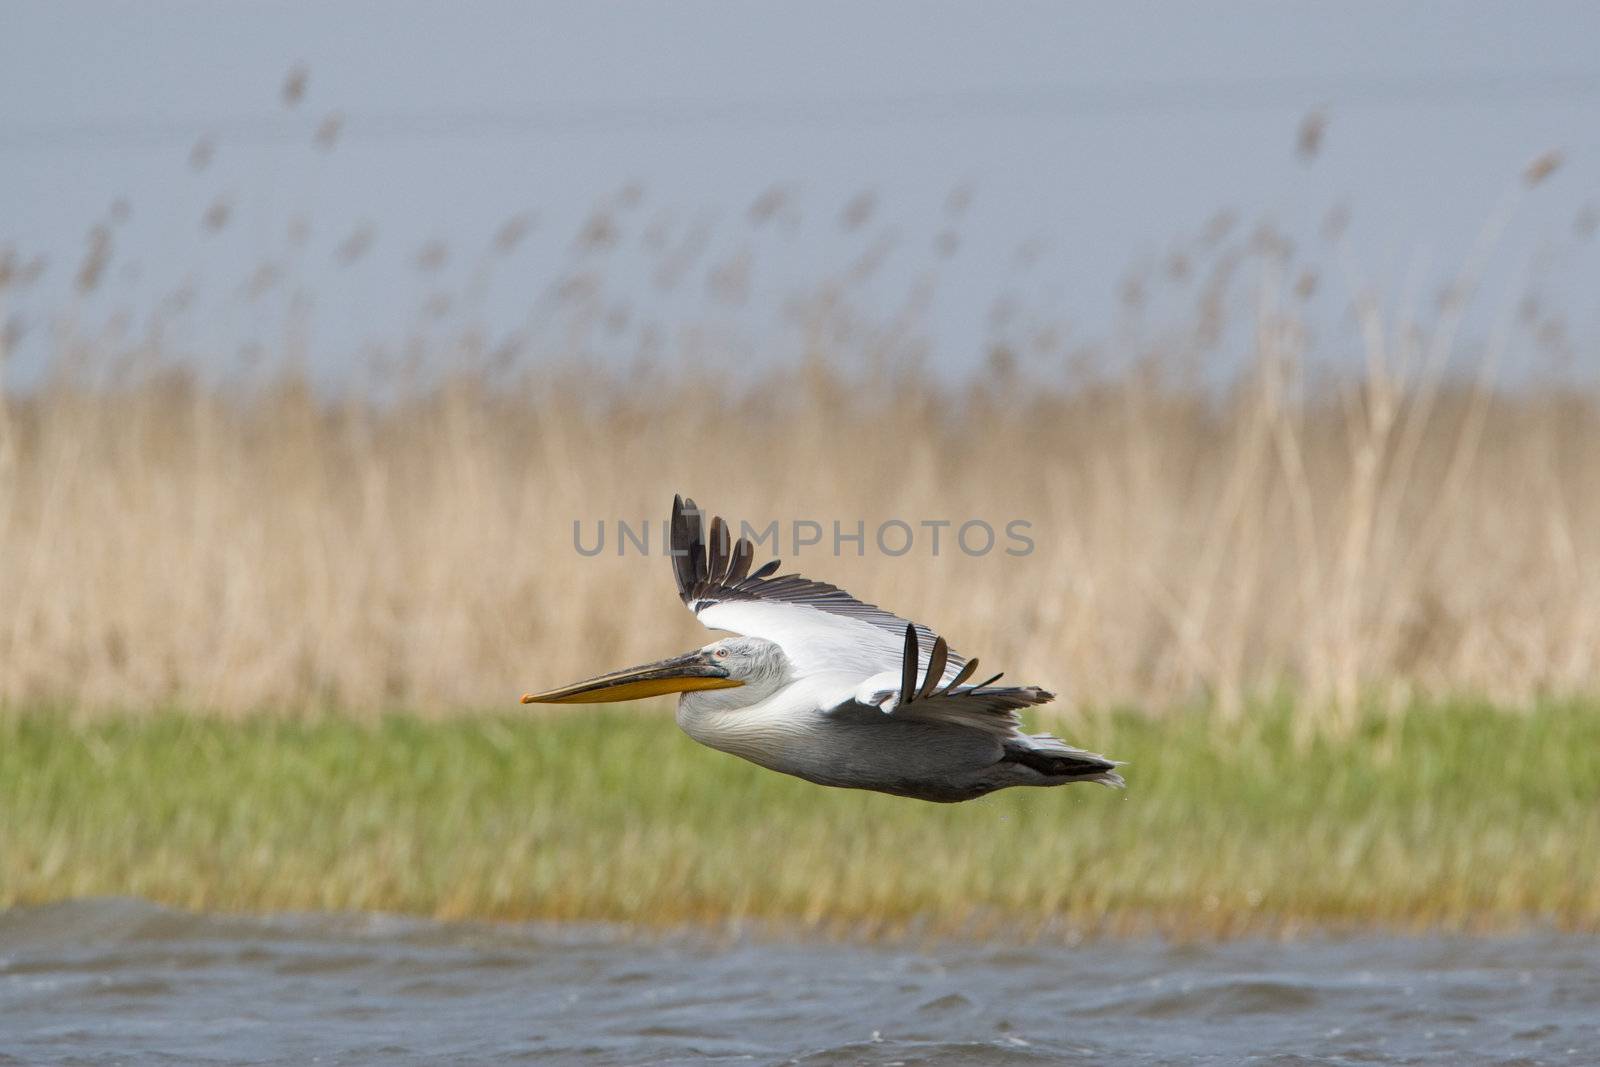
[{"x1": 1, "y1": 900, "x2": 1597, "y2": 1065}]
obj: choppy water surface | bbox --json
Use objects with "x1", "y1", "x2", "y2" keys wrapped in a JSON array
[{"x1": 2, "y1": 900, "x2": 1597, "y2": 1065}]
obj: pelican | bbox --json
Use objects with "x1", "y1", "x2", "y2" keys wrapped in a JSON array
[{"x1": 521, "y1": 496, "x2": 1123, "y2": 802}]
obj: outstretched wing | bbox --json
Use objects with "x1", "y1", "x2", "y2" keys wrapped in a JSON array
[
  {"x1": 670, "y1": 494, "x2": 965, "y2": 681},
  {"x1": 831, "y1": 625, "x2": 1122, "y2": 785},
  {"x1": 845, "y1": 623, "x2": 1054, "y2": 739}
]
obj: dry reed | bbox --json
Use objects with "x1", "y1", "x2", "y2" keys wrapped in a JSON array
[
  {"x1": 1, "y1": 126, "x2": 1594, "y2": 723},
  {"x1": 0, "y1": 332, "x2": 1595, "y2": 721}
]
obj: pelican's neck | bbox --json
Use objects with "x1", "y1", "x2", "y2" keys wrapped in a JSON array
[
  {"x1": 677, "y1": 683, "x2": 763, "y2": 715},
  {"x1": 675, "y1": 679, "x2": 809, "y2": 767}
]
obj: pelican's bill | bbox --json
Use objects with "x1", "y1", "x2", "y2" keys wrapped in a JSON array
[{"x1": 521, "y1": 649, "x2": 742, "y2": 705}]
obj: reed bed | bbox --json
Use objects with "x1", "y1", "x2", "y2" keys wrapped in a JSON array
[
  {"x1": 0, "y1": 351, "x2": 1597, "y2": 722},
  {"x1": 3, "y1": 56, "x2": 1592, "y2": 725},
  {"x1": 2, "y1": 703, "x2": 1595, "y2": 937},
  {"x1": 3, "y1": 106, "x2": 1592, "y2": 724}
]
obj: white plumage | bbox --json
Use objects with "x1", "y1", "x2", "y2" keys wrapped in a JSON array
[{"x1": 522, "y1": 495, "x2": 1122, "y2": 803}]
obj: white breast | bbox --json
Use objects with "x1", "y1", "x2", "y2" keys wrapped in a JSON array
[{"x1": 676, "y1": 678, "x2": 833, "y2": 770}]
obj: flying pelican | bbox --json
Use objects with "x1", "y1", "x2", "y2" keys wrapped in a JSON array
[{"x1": 521, "y1": 496, "x2": 1123, "y2": 802}]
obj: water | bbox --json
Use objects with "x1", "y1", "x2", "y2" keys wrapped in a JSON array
[{"x1": 2, "y1": 900, "x2": 1596, "y2": 1065}]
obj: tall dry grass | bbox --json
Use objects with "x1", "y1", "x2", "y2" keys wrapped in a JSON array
[
  {"x1": 0, "y1": 319, "x2": 1596, "y2": 721},
  {"x1": 2, "y1": 123, "x2": 1594, "y2": 722}
]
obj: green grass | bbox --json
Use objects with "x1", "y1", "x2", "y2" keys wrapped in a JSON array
[{"x1": 2, "y1": 703, "x2": 1598, "y2": 938}]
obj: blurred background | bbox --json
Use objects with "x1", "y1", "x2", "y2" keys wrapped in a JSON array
[
  {"x1": 2, "y1": 1, "x2": 1599, "y2": 719},
  {"x1": 6, "y1": 13, "x2": 1600, "y2": 1053}
]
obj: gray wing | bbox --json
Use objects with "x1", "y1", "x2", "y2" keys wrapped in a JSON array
[
  {"x1": 841, "y1": 625, "x2": 1122, "y2": 784},
  {"x1": 670, "y1": 494, "x2": 965, "y2": 676},
  {"x1": 846, "y1": 623, "x2": 1054, "y2": 739}
]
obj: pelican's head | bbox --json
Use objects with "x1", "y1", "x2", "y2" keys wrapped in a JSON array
[{"x1": 520, "y1": 636, "x2": 787, "y2": 706}]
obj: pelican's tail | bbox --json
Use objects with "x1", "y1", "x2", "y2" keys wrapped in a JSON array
[{"x1": 1002, "y1": 734, "x2": 1126, "y2": 788}]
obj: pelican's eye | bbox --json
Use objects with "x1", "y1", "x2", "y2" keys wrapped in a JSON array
[{"x1": 714, "y1": 648, "x2": 729, "y2": 659}]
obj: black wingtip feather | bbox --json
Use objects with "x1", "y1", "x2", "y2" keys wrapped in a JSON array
[
  {"x1": 670, "y1": 495, "x2": 696, "y2": 598},
  {"x1": 727, "y1": 538, "x2": 754, "y2": 583},
  {"x1": 900, "y1": 624, "x2": 919, "y2": 705},
  {"x1": 940, "y1": 658, "x2": 979, "y2": 696},
  {"x1": 708, "y1": 517, "x2": 731, "y2": 584},
  {"x1": 673, "y1": 495, "x2": 715, "y2": 603},
  {"x1": 918, "y1": 636, "x2": 948, "y2": 700}
]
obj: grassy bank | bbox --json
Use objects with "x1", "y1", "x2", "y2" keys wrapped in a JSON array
[{"x1": 4, "y1": 703, "x2": 1597, "y2": 938}]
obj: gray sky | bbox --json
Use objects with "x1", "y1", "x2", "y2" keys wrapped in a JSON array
[{"x1": 3, "y1": 1, "x2": 1598, "y2": 385}]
